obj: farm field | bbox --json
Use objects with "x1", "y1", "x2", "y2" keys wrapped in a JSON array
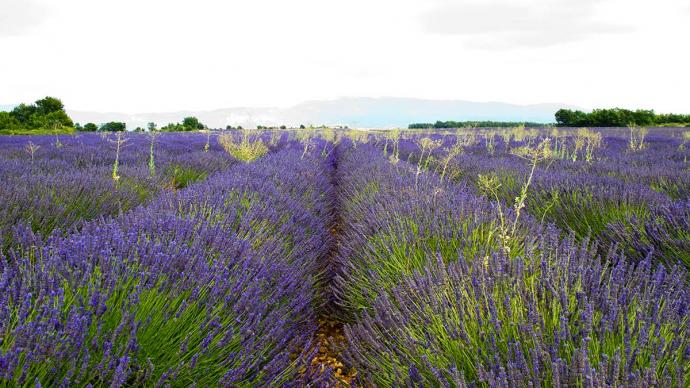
[{"x1": 0, "y1": 127, "x2": 689, "y2": 386}]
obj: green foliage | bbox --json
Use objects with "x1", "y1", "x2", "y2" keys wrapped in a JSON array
[
  {"x1": 164, "y1": 164, "x2": 208, "y2": 189},
  {"x1": 0, "y1": 126, "x2": 75, "y2": 135},
  {"x1": 529, "y1": 188, "x2": 652, "y2": 243},
  {"x1": 0, "y1": 111, "x2": 21, "y2": 130},
  {"x1": 182, "y1": 116, "x2": 205, "y2": 130},
  {"x1": 340, "y1": 217, "x2": 510, "y2": 317},
  {"x1": 555, "y1": 108, "x2": 690, "y2": 127},
  {"x1": 81, "y1": 122, "x2": 98, "y2": 132},
  {"x1": 218, "y1": 132, "x2": 269, "y2": 162},
  {"x1": 35, "y1": 96, "x2": 65, "y2": 115},
  {"x1": 44, "y1": 110, "x2": 73, "y2": 129},
  {"x1": 100, "y1": 122, "x2": 126, "y2": 132},
  {"x1": 554, "y1": 109, "x2": 589, "y2": 127},
  {"x1": 161, "y1": 116, "x2": 206, "y2": 132},
  {"x1": 0, "y1": 97, "x2": 74, "y2": 132},
  {"x1": 655, "y1": 113, "x2": 690, "y2": 126}
]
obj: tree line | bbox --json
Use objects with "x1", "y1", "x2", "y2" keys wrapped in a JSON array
[
  {"x1": 0, "y1": 97, "x2": 73, "y2": 132},
  {"x1": 79, "y1": 117, "x2": 208, "y2": 132},
  {"x1": 409, "y1": 120, "x2": 547, "y2": 129},
  {"x1": 555, "y1": 108, "x2": 690, "y2": 127},
  {"x1": 1, "y1": 97, "x2": 210, "y2": 133}
]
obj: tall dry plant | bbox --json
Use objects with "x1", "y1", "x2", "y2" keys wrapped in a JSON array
[
  {"x1": 108, "y1": 132, "x2": 128, "y2": 181},
  {"x1": 628, "y1": 124, "x2": 649, "y2": 151},
  {"x1": 148, "y1": 131, "x2": 158, "y2": 176},
  {"x1": 479, "y1": 138, "x2": 552, "y2": 254},
  {"x1": 218, "y1": 130, "x2": 269, "y2": 162},
  {"x1": 25, "y1": 141, "x2": 40, "y2": 164}
]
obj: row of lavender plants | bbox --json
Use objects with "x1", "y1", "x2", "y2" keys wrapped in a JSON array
[
  {"x1": 0, "y1": 145, "x2": 334, "y2": 386},
  {"x1": 334, "y1": 141, "x2": 689, "y2": 386},
  {"x1": 331, "y1": 142, "x2": 538, "y2": 318},
  {"x1": 0, "y1": 133, "x2": 240, "y2": 252},
  {"x1": 372, "y1": 127, "x2": 690, "y2": 270}
]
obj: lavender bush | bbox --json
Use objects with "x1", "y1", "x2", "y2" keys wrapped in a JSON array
[
  {"x1": 607, "y1": 200, "x2": 690, "y2": 269},
  {"x1": 334, "y1": 130, "x2": 689, "y2": 385},
  {"x1": 344, "y1": 227, "x2": 690, "y2": 386},
  {"x1": 0, "y1": 147, "x2": 333, "y2": 386},
  {"x1": 375, "y1": 128, "x2": 689, "y2": 270},
  {"x1": 331, "y1": 142, "x2": 540, "y2": 320},
  {"x1": 0, "y1": 133, "x2": 235, "y2": 251}
]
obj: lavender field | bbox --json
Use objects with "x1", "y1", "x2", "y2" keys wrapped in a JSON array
[{"x1": 0, "y1": 128, "x2": 689, "y2": 386}]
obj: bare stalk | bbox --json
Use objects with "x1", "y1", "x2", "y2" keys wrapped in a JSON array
[
  {"x1": 148, "y1": 131, "x2": 158, "y2": 176},
  {"x1": 109, "y1": 132, "x2": 128, "y2": 181},
  {"x1": 25, "y1": 141, "x2": 40, "y2": 165}
]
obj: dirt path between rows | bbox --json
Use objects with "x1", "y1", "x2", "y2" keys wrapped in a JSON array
[{"x1": 308, "y1": 147, "x2": 357, "y2": 386}]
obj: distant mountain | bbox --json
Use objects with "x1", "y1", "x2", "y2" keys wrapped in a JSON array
[
  {"x1": 285, "y1": 98, "x2": 576, "y2": 127},
  {"x1": 68, "y1": 97, "x2": 579, "y2": 129},
  {"x1": 0, "y1": 104, "x2": 16, "y2": 112}
]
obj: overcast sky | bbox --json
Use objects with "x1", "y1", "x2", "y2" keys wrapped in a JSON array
[{"x1": 1, "y1": 0, "x2": 688, "y2": 113}]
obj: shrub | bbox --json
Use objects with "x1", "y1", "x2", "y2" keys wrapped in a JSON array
[{"x1": 218, "y1": 131, "x2": 269, "y2": 162}]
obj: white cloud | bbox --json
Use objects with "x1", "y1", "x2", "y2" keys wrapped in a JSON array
[
  {"x1": 0, "y1": 0, "x2": 47, "y2": 36},
  {"x1": 0, "y1": 0, "x2": 688, "y2": 114},
  {"x1": 419, "y1": 0, "x2": 632, "y2": 48}
]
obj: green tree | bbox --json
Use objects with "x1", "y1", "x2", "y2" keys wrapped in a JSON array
[
  {"x1": 82, "y1": 122, "x2": 98, "y2": 132},
  {"x1": 100, "y1": 122, "x2": 126, "y2": 132},
  {"x1": 7, "y1": 97, "x2": 74, "y2": 130},
  {"x1": 0, "y1": 111, "x2": 20, "y2": 130},
  {"x1": 147, "y1": 122, "x2": 157, "y2": 132},
  {"x1": 35, "y1": 97, "x2": 65, "y2": 115},
  {"x1": 554, "y1": 108, "x2": 688, "y2": 127},
  {"x1": 43, "y1": 110, "x2": 73, "y2": 128},
  {"x1": 555, "y1": 109, "x2": 591, "y2": 126},
  {"x1": 632, "y1": 109, "x2": 656, "y2": 126},
  {"x1": 10, "y1": 103, "x2": 37, "y2": 124},
  {"x1": 161, "y1": 123, "x2": 182, "y2": 132},
  {"x1": 182, "y1": 116, "x2": 204, "y2": 131}
]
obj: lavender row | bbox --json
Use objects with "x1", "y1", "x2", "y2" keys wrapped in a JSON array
[
  {"x1": 331, "y1": 141, "x2": 539, "y2": 319},
  {"x1": 375, "y1": 129, "x2": 689, "y2": 270},
  {"x1": 0, "y1": 133, "x2": 237, "y2": 252},
  {"x1": 333, "y1": 141, "x2": 690, "y2": 386},
  {"x1": 0, "y1": 147, "x2": 334, "y2": 386}
]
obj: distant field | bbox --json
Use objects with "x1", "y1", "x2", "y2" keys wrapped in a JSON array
[{"x1": 0, "y1": 128, "x2": 688, "y2": 386}]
